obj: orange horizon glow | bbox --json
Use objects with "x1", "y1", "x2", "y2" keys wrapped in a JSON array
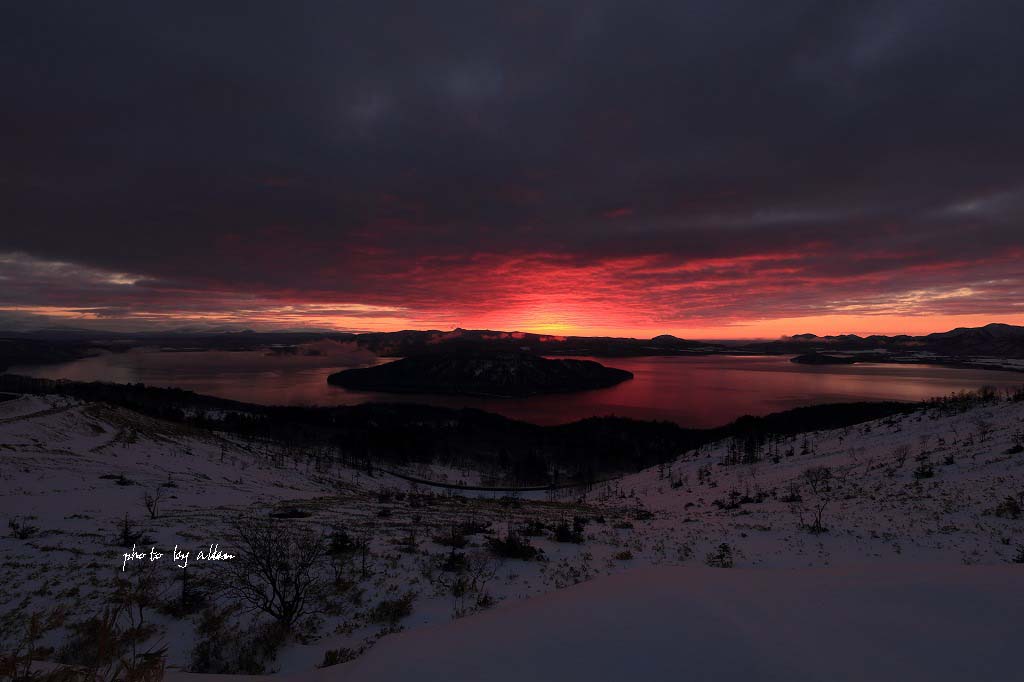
[
  {"x1": 340, "y1": 313, "x2": 1024, "y2": 341},
  {"x1": 7, "y1": 303, "x2": 1021, "y2": 341},
  {"x1": 3, "y1": 247, "x2": 1022, "y2": 340},
  {"x1": 5, "y1": 5, "x2": 1024, "y2": 355}
]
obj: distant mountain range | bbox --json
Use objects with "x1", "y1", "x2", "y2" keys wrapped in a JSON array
[
  {"x1": 749, "y1": 323, "x2": 1024, "y2": 360},
  {"x1": 3, "y1": 323, "x2": 1024, "y2": 374}
]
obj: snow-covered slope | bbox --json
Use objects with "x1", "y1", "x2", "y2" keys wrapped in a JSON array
[
  {"x1": 584, "y1": 397, "x2": 1024, "y2": 568},
  {"x1": 324, "y1": 563, "x2": 1022, "y2": 682},
  {"x1": 1, "y1": 392, "x2": 1022, "y2": 679}
]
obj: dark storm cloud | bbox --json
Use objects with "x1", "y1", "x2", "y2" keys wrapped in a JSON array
[{"x1": 2, "y1": 1, "x2": 1023, "y2": 332}]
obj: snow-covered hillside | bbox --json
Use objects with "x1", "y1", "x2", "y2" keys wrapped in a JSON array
[
  {"x1": 1, "y1": 392, "x2": 1022, "y2": 680},
  {"x1": 585, "y1": 396, "x2": 1024, "y2": 568},
  {"x1": 325, "y1": 563, "x2": 1023, "y2": 682}
]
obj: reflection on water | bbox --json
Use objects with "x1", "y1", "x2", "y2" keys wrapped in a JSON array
[{"x1": 8, "y1": 350, "x2": 1023, "y2": 428}]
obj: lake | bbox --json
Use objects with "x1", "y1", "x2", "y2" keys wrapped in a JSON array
[{"x1": 8, "y1": 350, "x2": 1023, "y2": 428}]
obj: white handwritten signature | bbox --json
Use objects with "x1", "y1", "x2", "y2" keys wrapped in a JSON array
[{"x1": 122, "y1": 543, "x2": 235, "y2": 570}]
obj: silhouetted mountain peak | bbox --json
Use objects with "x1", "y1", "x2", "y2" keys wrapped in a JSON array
[{"x1": 929, "y1": 323, "x2": 1024, "y2": 339}]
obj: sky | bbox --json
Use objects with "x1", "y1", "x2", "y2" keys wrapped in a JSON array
[{"x1": 2, "y1": 1, "x2": 1023, "y2": 339}]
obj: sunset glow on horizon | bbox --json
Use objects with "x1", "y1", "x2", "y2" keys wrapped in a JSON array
[
  {"x1": 2, "y1": 4, "x2": 1022, "y2": 340},
  {"x1": 1, "y1": 247, "x2": 1021, "y2": 339}
]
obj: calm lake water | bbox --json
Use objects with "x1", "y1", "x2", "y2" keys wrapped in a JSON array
[{"x1": 8, "y1": 350, "x2": 1024, "y2": 428}]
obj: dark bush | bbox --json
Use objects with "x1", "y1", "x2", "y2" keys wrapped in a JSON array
[
  {"x1": 704, "y1": 543, "x2": 734, "y2": 568},
  {"x1": 487, "y1": 532, "x2": 541, "y2": 560},
  {"x1": 367, "y1": 592, "x2": 415, "y2": 625},
  {"x1": 189, "y1": 606, "x2": 284, "y2": 674},
  {"x1": 553, "y1": 518, "x2": 585, "y2": 543},
  {"x1": 320, "y1": 647, "x2": 362, "y2": 668},
  {"x1": 432, "y1": 527, "x2": 469, "y2": 548},
  {"x1": 459, "y1": 520, "x2": 492, "y2": 535},
  {"x1": 8, "y1": 517, "x2": 39, "y2": 540},
  {"x1": 442, "y1": 549, "x2": 468, "y2": 572},
  {"x1": 269, "y1": 507, "x2": 312, "y2": 519},
  {"x1": 520, "y1": 520, "x2": 547, "y2": 537},
  {"x1": 992, "y1": 496, "x2": 1023, "y2": 519},
  {"x1": 327, "y1": 528, "x2": 359, "y2": 555}
]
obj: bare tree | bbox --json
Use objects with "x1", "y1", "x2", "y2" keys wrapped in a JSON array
[
  {"x1": 892, "y1": 445, "x2": 910, "y2": 469},
  {"x1": 434, "y1": 552, "x2": 497, "y2": 619},
  {"x1": 221, "y1": 519, "x2": 327, "y2": 631},
  {"x1": 113, "y1": 564, "x2": 167, "y2": 682},
  {"x1": 798, "y1": 465, "x2": 834, "y2": 533},
  {"x1": 143, "y1": 488, "x2": 164, "y2": 520},
  {"x1": 972, "y1": 417, "x2": 993, "y2": 443}
]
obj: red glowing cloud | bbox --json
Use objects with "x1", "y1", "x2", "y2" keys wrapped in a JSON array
[
  {"x1": 3, "y1": 239, "x2": 1021, "y2": 338},
  {"x1": 4, "y1": 4, "x2": 1024, "y2": 338}
]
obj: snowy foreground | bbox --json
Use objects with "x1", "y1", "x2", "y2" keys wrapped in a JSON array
[
  {"x1": 314, "y1": 563, "x2": 1021, "y2": 682},
  {"x1": 1, "y1": 391, "x2": 1022, "y2": 680}
]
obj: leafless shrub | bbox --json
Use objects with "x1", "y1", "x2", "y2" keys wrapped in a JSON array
[
  {"x1": 792, "y1": 465, "x2": 841, "y2": 533},
  {"x1": 780, "y1": 480, "x2": 802, "y2": 503},
  {"x1": 7, "y1": 517, "x2": 39, "y2": 540},
  {"x1": 973, "y1": 417, "x2": 993, "y2": 443},
  {"x1": 188, "y1": 604, "x2": 282, "y2": 674},
  {"x1": 0, "y1": 608, "x2": 65, "y2": 681},
  {"x1": 57, "y1": 565, "x2": 167, "y2": 682},
  {"x1": 434, "y1": 552, "x2": 497, "y2": 619},
  {"x1": 220, "y1": 519, "x2": 327, "y2": 632},
  {"x1": 142, "y1": 488, "x2": 164, "y2": 521}
]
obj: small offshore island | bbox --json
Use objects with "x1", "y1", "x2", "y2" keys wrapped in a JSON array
[
  {"x1": 790, "y1": 352, "x2": 860, "y2": 365},
  {"x1": 327, "y1": 352, "x2": 633, "y2": 397}
]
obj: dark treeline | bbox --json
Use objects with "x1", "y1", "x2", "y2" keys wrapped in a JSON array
[
  {"x1": 0, "y1": 374, "x2": 920, "y2": 486},
  {"x1": 0, "y1": 337, "x2": 97, "y2": 372},
  {"x1": 709, "y1": 401, "x2": 920, "y2": 440},
  {"x1": 703, "y1": 401, "x2": 920, "y2": 466}
]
